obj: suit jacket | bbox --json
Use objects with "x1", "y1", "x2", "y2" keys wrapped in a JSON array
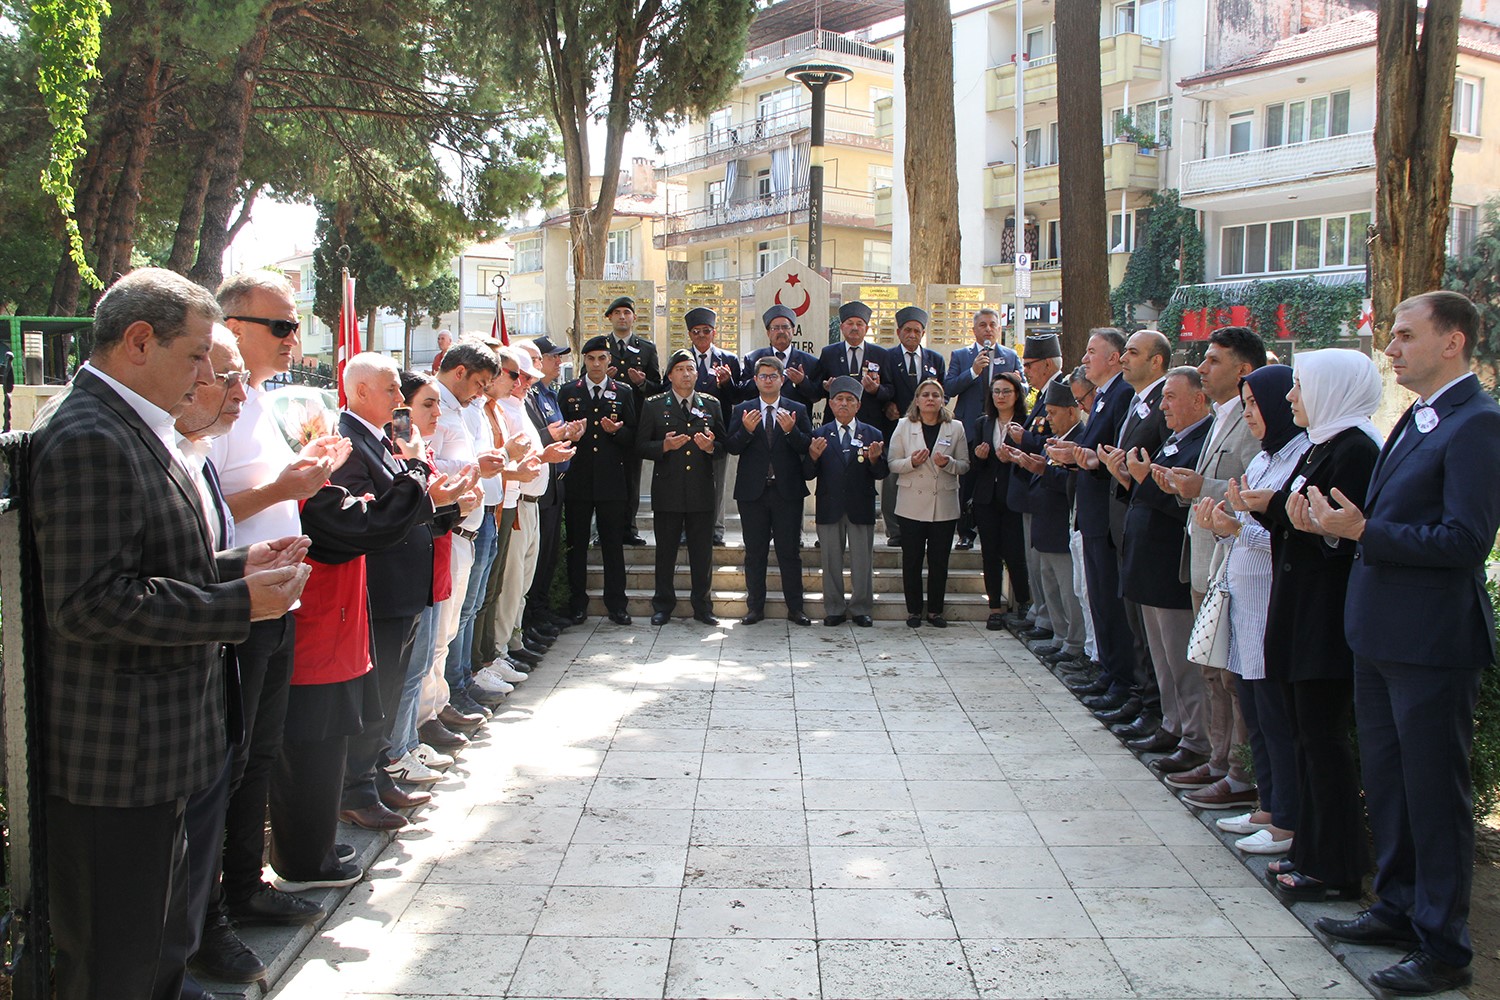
[
  {"x1": 689, "y1": 347, "x2": 744, "y2": 412},
  {"x1": 1072, "y1": 372, "x2": 1134, "y2": 537},
  {"x1": 558, "y1": 377, "x2": 637, "y2": 504},
  {"x1": 802, "y1": 419, "x2": 889, "y2": 524},
  {"x1": 726, "y1": 398, "x2": 812, "y2": 503},
  {"x1": 524, "y1": 393, "x2": 563, "y2": 509},
  {"x1": 944, "y1": 343, "x2": 1021, "y2": 437},
  {"x1": 332, "y1": 412, "x2": 446, "y2": 619},
  {"x1": 741, "y1": 346, "x2": 820, "y2": 409},
  {"x1": 887, "y1": 418, "x2": 971, "y2": 522},
  {"x1": 1179, "y1": 400, "x2": 1259, "y2": 591},
  {"x1": 1107, "y1": 380, "x2": 1168, "y2": 547},
  {"x1": 635, "y1": 391, "x2": 727, "y2": 513},
  {"x1": 608, "y1": 334, "x2": 663, "y2": 410},
  {"x1": 30, "y1": 367, "x2": 251, "y2": 808},
  {"x1": 1254, "y1": 427, "x2": 1379, "y2": 682},
  {"x1": 1346, "y1": 375, "x2": 1500, "y2": 668},
  {"x1": 970, "y1": 413, "x2": 1023, "y2": 508},
  {"x1": 888, "y1": 346, "x2": 946, "y2": 416},
  {"x1": 815, "y1": 340, "x2": 894, "y2": 429},
  {"x1": 1031, "y1": 421, "x2": 1082, "y2": 554},
  {"x1": 1120, "y1": 418, "x2": 1211, "y2": 610}
]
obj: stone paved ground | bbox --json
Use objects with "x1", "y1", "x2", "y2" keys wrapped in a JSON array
[{"x1": 265, "y1": 618, "x2": 1380, "y2": 1000}]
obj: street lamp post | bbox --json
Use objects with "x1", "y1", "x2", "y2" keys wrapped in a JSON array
[{"x1": 787, "y1": 62, "x2": 853, "y2": 274}]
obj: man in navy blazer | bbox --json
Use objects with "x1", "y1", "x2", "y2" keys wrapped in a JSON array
[
  {"x1": 816, "y1": 301, "x2": 894, "y2": 431},
  {"x1": 945, "y1": 307, "x2": 1021, "y2": 547},
  {"x1": 1307, "y1": 291, "x2": 1500, "y2": 996},
  {"x1": 742, "y1": 305, "x2": 820, "y2": 410},
  {"x1": 727, "y1": 355, "x2": 814, "y2": 626},
  {"x1": 685, "y1": 307, "x2": 742, "y2": 545},
  {"x1": 804, "y1": 376, "x2": 888, "y2": 627}
]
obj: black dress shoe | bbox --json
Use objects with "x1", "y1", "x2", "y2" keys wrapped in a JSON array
[
  {"x1": 787, "y1": 612, "x2": 812, "y2": 626},
  {"x1": 1093, "y1": 696, "x2": 1141, "y2": 724},
  {"x1": 1127, "y1": 730, "x2": 1180, "y2": 754},
  {"x1": 1033, "y1": 644, "x2": 1063, "y2": 657},
  {"x1": 1111, "y1": 715, "x2": 1161, "y2": 740},
  {"x1": 741, "y1": 611, "x2": 765, "y2": 625},
  {"x1": 1066, "y1": 674, "x2": 1110, "y2": 695},
  {"x1": 1044, "y1": 649, "x2": 1082, "y2": 665},
  {"x1": 569, "y1": 609, "x2": 588, "y2": 625},
  {"x1": 1081, "y1": 690, "x2": 1128, "y2": 711},
  {"x1": 341, "y1": 803, "x2": 409, "y2": 830},
  {"x1": 955, "y1": 537, "x2": 974, "y2": 550},
  {"x1": 1315, "y1": 910, "x2": 1422, "y2": 949},
  {"x1": 508, "y1": 646, "x2": 542, "y2": 666},
  {"x1": 1020, "y1": 626, "x2": 1054, "y2": 641},
  {"x1": 379, "y1": 784, "x2": 432, "y2": 810},
  {"x1": 524, "y1": 628, "x2": 556, "y2": 647},
  {"x1": 521, "y1": 637, "x2": 549, "y2": 655},
  {"x1": 624, "y1": 534, "x2": 648, "y2": 546},
  {"x1": 1370, "y1": 952, "x2": 1472, "y2": 995},
  {"x1": 853, "y1": 615, "x2": 874, "y2": 627},
  {"x1": 530, "y1": 621, "x2": 560, "y2": 638},
  {"x1": 713, "y1": 532, "x2": 726, "y2": 545},
  {"x1": 226, "y1": 884, "x2": 325, "y2": 926},
  {"x1": 417, "y1": 719, "x2": 469, "y2": 749},
  {"x1": 926, "y1": 615, "x2": 948, "y2": 628},
  {"x1": 986, "y1": 613, "x2": 1006, "y2": 631},
  {"x1": 608, "y1": 610, "x2": 632, "y2": 625},
  {"x1": 1150, "y1": 747, "x2": 1210, "y2": 774},
  {"x1": 694, "y1": 613, "x2": 720, "y2": 626},
  {"x1": 823, "y1": 614, "x2": 847, "y2": 626},
  {"x1": 650, "y1": 611, "x2": 671, "y2": 626},
  {"x1": 907, "y1": 615, "x2": 922, "y2": 628},
  {"x1": 192, "y1": 915, "x2": 266, "y2": 982}
]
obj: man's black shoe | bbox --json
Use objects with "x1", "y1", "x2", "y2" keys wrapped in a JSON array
[
  {"x1": 1020, "y1": 627, "x2": 1054, "y2": 642},
  {"x1": 788, "y1": 612, "x2": 813, "y2": 626},
  {"x1": 955, "y1": 537, "x2": 974, "y2": 550},
  {"x1": 650, "y1": 611, "x2": 671, "y2": 626},
  {"x1": 1093, "y1": 697, "x2": 1141, "y2": 724},
  {"x1": 1111, "y1": 715, "x2": 1161, "y2": 740},
  {"x1": 226, "y1": 884, "x2": 325, "y2": 926},
  {"x1": 694, "y1": 613, "x2": 721, "y2": 626},
  {"x1": 1067, "y1": 674, "x2": 1111, "y2": 695},
  {"x1": 713, "y1": 532, "x2": 726, "y2": 545},
  {"x1": 1081, "y1": 690, "x2": 1127, "y2": 712},
  {"x1": 530, "y1": 621, "x2": 560, "y2": 638},
  {"x1": 823, "y1": 614, "x2": 847, "y2": 626},
  {"x1": 607, "y1": 611, "x2": 632, "y2": 626},
  {"x1": 1314, "y1": 911, "x2": 1422, "y2": 950},
  {"x1": 192, "y1": 916, "x2": 266, "y2": 983},
  {"x1": 852, "y1": 615, "x2": 874, "y2": 627},
  {"x1": 1369, "y1": 952, "x2": 1472, "y2": 995},
  {"x1": 1045, "y1": 649, "x2": 1083, "y2": 665},
  {"x1": 741, "y1": 611, "x2": 765, "y2": 625},
  {"x1": 1032, "y1": 644, "x2": 1063, "y2": 658},
  {"x1": 1126, "y1": 730, "x2": 1179, "y2": 754},
  {"x1": 624, "y1": 533, "x2": 648, "y2": 546},
  {"x1": 569, "y1": 608, "x2": 588, "y2": 625},
  {"x1": 508, "y1": 646, "x2": 542, "y2": 667},
  {"x1": 524, "y1": 630, "x2": 555, "y2": 649}
]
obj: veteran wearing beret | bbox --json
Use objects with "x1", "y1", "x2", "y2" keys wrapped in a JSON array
[
  {"x1": 741, "y1": 305, "x2": 820, "y2": 411},
  {"x1": 816, "y1": 301, "x2": 894, "y2": 431},
  {"x1": 603, "y1": 296, "x2": 661, "y2": 544}
]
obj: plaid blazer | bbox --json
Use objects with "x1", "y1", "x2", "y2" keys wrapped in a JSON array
[{"x1": 29, "y1": 368, "x2": 252, "y2": 808}]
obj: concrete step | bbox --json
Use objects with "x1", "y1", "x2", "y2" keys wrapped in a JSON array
[
  {"x1": 584, "y1": 588, "x2": 1000, "y2": 622},
  {"x1": 586, "y1": 565, "x2": 991, "y2": 595},
  {"x1": 603, "y1": 533, "x2": 985, "y2": 570}
]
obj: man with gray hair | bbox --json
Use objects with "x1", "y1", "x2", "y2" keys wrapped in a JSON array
[{"x1": 945, "y1": 307, "x2": 1020, "y2": 549}]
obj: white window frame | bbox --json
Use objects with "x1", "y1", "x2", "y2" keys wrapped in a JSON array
[
  {"x1": 863, "y1": 239, "x2": 892, "y2": 276},
  {"x1": 757, "y1": 85, "x2": 800, "y2": 123},
  {"x1": 514, "y1": 300, "x2": 545, "y2": 337},
  {"x1": 757, "y1": 237, "x2": 796, "y2": 275},
  {"x1": 605, "y1": 229, "x2": 632, "y2": 266},
  {"x1": 1228, "y1": 110, "x2": 1254, "y2": 154},
  {"x1": 512, "y1": 238, "x2": 543, "y2": 274},
  {"x1": 702, "y1": 247, "x2": 731, "y2": 280},
  {"x1": 1449, "y1": 204, "x2": 1477, "y2": 258},
  {"x1": 1112, "y1": 1, "x2": 1135, "y2": 35},
  {"x1": 1264, "y1": 90, "x2": 1350, "y2": 148},
  {"x1": 1220, "y1": 210, "x2": 1372, "y2": 277},
  {"x1": 1453, "y1": 76, "x2": 1482, "y2": 136},
  {"x1": 1109, "y1": 212, "x2": 1135, "y2": 253},
  {"x1": 1024, "y1": 24, "x2": 1053, "y2": 59}
]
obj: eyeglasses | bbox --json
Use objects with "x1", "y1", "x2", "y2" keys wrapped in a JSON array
[
  {"x1": 992, "y1": 387, "x2": 1017, "y2": 396},
  {"x1": 768, "y1": 324, "x2": 794, "y2": 333},
  {"x1": 226, "y1": 316, "x2": 300, "y2": 338},
  {"x1": 755, "y1": 372, "x2": 782, "y2": 380},
  {"x1": 213, "y1": 370, "x2": 249, "y2": 388}
]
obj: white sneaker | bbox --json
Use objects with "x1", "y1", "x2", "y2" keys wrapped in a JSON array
[
  {"x1": 489, "y1": 661, "x2": 527, "y2": 683},
  {"x1": 412, "y1": 743, "x2": 454, "y2": 769},
  {"x1": 471, "y1": 668, "x2": 515, "y2": 700},
  {"x1": 1216, "y1": 812, "x2": 1272, "y2": 835},
  {"x1": 383, "y1": 750, "x2": 443, "y2": 784},
  {"x1": 1235, "y1": 829, "x2": 1293, "y2": 855}
]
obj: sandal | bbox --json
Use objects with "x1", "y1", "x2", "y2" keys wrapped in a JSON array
[
  {"x1": 1266, "y1": 858, "x2": 1297, "y2": 876},
  {"x1": 1274, "y1": 871, "x2": 1361, "y2": 902}
]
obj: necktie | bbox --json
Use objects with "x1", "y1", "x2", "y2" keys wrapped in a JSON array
[
  {"x1": 776, "y1": 351, "x2": 785, "y2": 366},
  {"x1": 594, "y1": 384, "x2": 602, "y2": 401},
  {"x1": 698, "y1": 353, "x2": 708, "y2": 377},
  {"x1": 849, "y1": 347, "x2": 859, "y2": 373},
  {"x1": 764, "y1": 405, "x2": 775, "y2": 442},
  {"x1": 840, "y1": 424, "x2": 850, "y2": 447},
  {"x1": 907, "y1": 352, "x2": 917, "y2": 376}
]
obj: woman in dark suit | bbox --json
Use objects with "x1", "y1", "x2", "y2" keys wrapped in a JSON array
[
  {"x1": 1237, "y1": 348, "x2": 1383, "y2": 899},
  {"x1": 969, "y1": 369, "x2": 1031, "y2": 630}
]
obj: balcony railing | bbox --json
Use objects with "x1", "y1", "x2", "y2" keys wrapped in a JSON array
[
  {"x1": 659, "y1": 104, "x2": 887, "y2": 175},
  {"x1": 743, "y1": 29, "x2": 894, "y2": 72},
  {"x1": 661, "y1": 187, "x2": 882, "y2": 242},
  {"x1": 1180, "y1": 131, "x2": 1376, "y2": 197},
  {"x1": 988, "y1": 33, "x2": 1159, "y2": 110}
]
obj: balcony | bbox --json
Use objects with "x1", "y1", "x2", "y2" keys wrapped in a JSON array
[
  {"x1": 742, "y1": 28, "x2": 894, "y2": 80},
  {"x1": 1180, "y1": 131, "x2": 1376, "y2": 207},
  {"x1": 986, "y1": 142, "x2": 1161, "y2": 209},
  {"x1": 875, "y1": 186, "x2": 893, "y2": 227},
  {"x1": 658, "y1": 103, "x2": 891, "y2": 178},
  {"x1": 988, "y1": 34, "x2": 1161, "y2": 111},
  {"x1": 657, "y1": 187, "x2": 885, "y2": 248},
  {"x1": 874, "y1": 95, "x2": 894, "y2": 140},
  {"x1": 983, "y1": 253, "x2": 1132, "y2": 295}
]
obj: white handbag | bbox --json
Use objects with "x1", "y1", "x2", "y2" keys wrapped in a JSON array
[{"x1": 1186, "y1": 546, "x2": 1232, "y2": 668}]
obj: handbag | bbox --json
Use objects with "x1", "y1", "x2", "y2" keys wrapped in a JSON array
[{"x1": 1186, "y1": 544, "x2": 1232, "y2": 668}]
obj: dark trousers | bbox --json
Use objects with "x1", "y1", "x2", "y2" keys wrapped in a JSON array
[
  {"x1": 1237, "y1": 675, "x2": 1299, "y2": 831},
  {"x1": 897, "y1": 516, "x2": 957, "y2": 615},
  {"x1": 177, "y1": 752, "x2": 233, "y2": 996},
  {"x1": 48, "y1": 794, "x2": 191, "y2": 1000},
  {"x1": 342, "y1": 614, "x2": 417, "y2": 811},
  {"x1": 567, "y1": 498, "x2": 628, "y2": 615},
  {"x1": 1124, "y1": 596, "x2": 1161, "y2": 716},
  {"x1": 739, "y1": 491, "x2": 805, "y2": 614},
  {"x1": 956, "y1": 464, "x2": 979, "y2": 541},
  {"x1": 651, "y1": 508, "x2": 714, "y2": 616},
  {"x1": 624, "y1": 455, "x2": 643, "y2": 532},
  {"x1": 1282, "y1": 678, "x2": 1365, "y2": 887},
  {"x1": 269, "y1": 732, "x2": 348, "y2": 882},
  {"x1": 1080, "y1": 532, "x2": 1136, "y2": 694},
  {"x1": 1357, "y1": 656, "x2": 1483, "y2": 967},
  {"x1": 526, "y1": 498, "x2": 564, "y2": 621},
  {"x1": 217, "y1": 615, "x2": 293, "y2": 905},
  {"x1": 973, "y1": 500, "x2": 1029, "y2": 610}
]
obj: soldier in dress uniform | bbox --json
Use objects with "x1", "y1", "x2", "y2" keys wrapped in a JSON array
[{"x1": 603, "y1": 296, "x2": 660, "y2": 544}]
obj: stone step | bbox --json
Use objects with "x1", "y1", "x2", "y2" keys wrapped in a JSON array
[
  {"x1": 587, "y1": 565, "x2": 991, "y2": 595},
  {"x1": 584, "y1": 588, "x2": 1000, "y2": 622},
  {"x1": 602, "y1": 534, "x2": 986, "y2": 570}
]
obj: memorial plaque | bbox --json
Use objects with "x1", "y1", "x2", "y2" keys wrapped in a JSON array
[
  {"x1": 752, "y1": 259, "x2": 830, "y2": 354},
  {"x1": 926, "y1": 284, "x2": 1009, "y2": 354},
  {"x1": 666, "y1": 281, "x2": 742, "y2": 355},
  {"x1": 839, "y1": 283, "x2": 918, "y2": 347},
  {"x1": 578, "y1": 279, "x2": 656, "y2": 349}
]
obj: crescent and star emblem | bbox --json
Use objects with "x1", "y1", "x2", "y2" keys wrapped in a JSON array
[{"x1": 774, "y1": 280, "x2": 812, "y2": 317}]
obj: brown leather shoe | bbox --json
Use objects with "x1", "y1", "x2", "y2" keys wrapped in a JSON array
[
  {"x1": 379, "y1": 784, "x2": 432, "y2": 810},
  {"x1": 339, "y1": 803, "x2": 408, "y2": 830},
  {"x1": 438, "y1": 703, "x2": 485, "y2": 733},
  {"x1": 1150, "y1": 747, "x2": 1210, "y2": 775},
  {"x1": 418, "y1": 719, "x2": 469, "y2": 749}
]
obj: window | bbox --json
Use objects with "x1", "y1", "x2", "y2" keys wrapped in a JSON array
[
  {"x1": 1113, "y1": 1, "x2": 1135, "y2": 35},
  {"x1": 1109, "y1": 212, "x2": 1135, "y2": 252},
  {"x1": 606, "y1": 229, "x2": 631, "y2": 265},
  {"x1": 1025, "y1": 126, "x2": 1043, "y2": 168},
  {"x1": 515, "y1": 300, "x2": 545, "y2": 336},
  {"x1": 512, "y1": 238, "x2": 542, "y2": 274},
  {"x1": 1228, "y1": 110, "x2": 1253, "y2": 154},
  {"x1": 1046, "y1": 219, "x2": 1061, "y2": 262},
  {"x1": 757, "y1": 237, "x2": 796, "y2": 275},
  {"x1": 702, "y1": 248, "x2": 731, "y2": 280},
  {"x1": 1137, "y1": 0, "x2": 1174, "y2": 39},
  {"x1": 1265, "y1": 91, "x2": 1350, "y2": 147},
  {"x1": 868, "y1": 163, "x2": 894, "y2": 192},
  {"x1": 1449, "y1": 205, "x2": 1478, "y2": 258},
  {"x1": 1220, "y1": 210, "x2": 1373, "y2": 276},
  {"x1": 863, "y1": 239, "x2": 892, "y2": 276},
  {"x1": 1454, "y1": 76, "x2": 1482, "y2": 135},
  {"x1": 706, "y1": 179, "x2": 725, "y2": 209},
  {"x1": 757, "y1": 168, "x2": 772, "y2": 200},
  {"x1": 1024, "y1": 25, "x2": 1052, "y2": 59},
  {"x1": 706, "y1": 107, "x2": 732, "y2": 144},
  {"x1": 757, "y1": 85, "x2": 800, "y2": 123}
]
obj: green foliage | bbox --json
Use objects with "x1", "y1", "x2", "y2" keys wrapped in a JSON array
[
  {"x1": 1159, "y1": 277, "x2": 1365, "y2": 349},
  {"x1": 1110, "y1": 190, "x2": 1204, "y2": 331},
  {"x1": 1477, "y1": 561, "x2": 1500, "y2": 819},
  {"x1": 26, "y1": 0, "x2": 109, "y2": 291}
]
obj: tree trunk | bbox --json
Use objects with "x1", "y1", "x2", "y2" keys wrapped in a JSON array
[
  {"x1": 1372, "y1": 0, "x2": 1461, "y2": 348},
  {"x1": 187, "y1": 15, "x2": 273, "y2": 290},
  {"x1": 167, "y1": 148, "x2": 212, "y2": 273},
  {"x1": 1055, "y1": 0, "x2": 1111, "y2": 363},
  {"x1": 94, "y1": 57, "x2": 169, "y2": 290},
  {"x1": 902, "y1": 0, "x2": 961, "y2": 297}
]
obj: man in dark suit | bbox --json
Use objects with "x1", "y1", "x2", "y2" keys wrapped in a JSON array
[
  {"x1": 1045, "y1": 328, "x2": 1138, "y2": 707},
  {"x1": 638, "y1": 349, "x2": 727, "y2": 625},
  {"x1": 881, "y1": 305, "x2": 945, "y2": 546},
  {"x1": 816, "y1": 301, "x2": 893, "y2": 431},
  {"x1": 559, "y1": 335, "x2": 637, "y2": 625},
  {"x1": 727, "y1": 355, "x2": 815, "y2": 626},
  {"x1": 522, "y1": 336, "x2": 582, "y2": 637},
  {"x1": 604, "y1": 296, "x2": 661, "y2": 544},
  {"x1": 945, "y1": 307, "x2": 1021, "y2": 548},
  {"x1": 742, "y1": 305, "x2": 820, "y2": 411},
  {"x1": 804, "y1": 375, "x2": 888, "y2": 627},
  {"x1": 30, "y1": 268, "x2": 310, "y2": 1000},
  {"x1": 1309, "y1": 291, "x2": 1500, "y2": 997},
  {"x1": 685, "y1": 306, "x2": 742, "y2": 545}
]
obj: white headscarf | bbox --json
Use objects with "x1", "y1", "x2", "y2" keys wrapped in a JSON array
[{"x1": 1292, "y1": 349, "x2": 1385, "y2": 446}]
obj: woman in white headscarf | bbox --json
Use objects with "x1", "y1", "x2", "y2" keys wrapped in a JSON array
[{"x1": 1230, "y1": 348, "x2": 1383, "y2": 900}]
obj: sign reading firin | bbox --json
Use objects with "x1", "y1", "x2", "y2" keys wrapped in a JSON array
[
  {"x1": 752, "y1": 259, "x2": 830, "y2": 353},
  {"x1": 666, "y1": 281, "x2": 742, "y2": 355}
]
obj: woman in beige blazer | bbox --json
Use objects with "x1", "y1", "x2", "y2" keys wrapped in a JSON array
[{"x1": 887, "y1": 378, "x2": 971, "y2": 626}]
